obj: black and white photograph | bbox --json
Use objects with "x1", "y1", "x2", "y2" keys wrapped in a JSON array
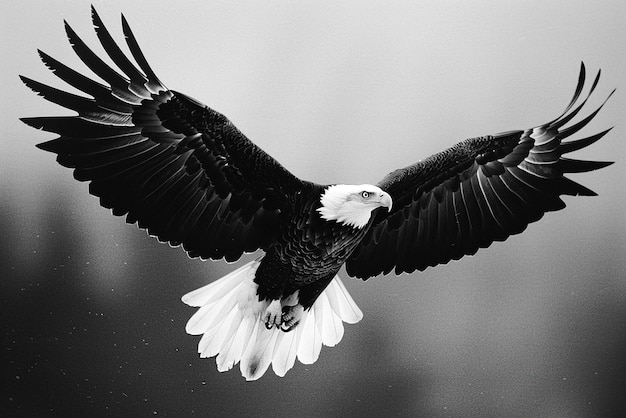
[{"x1": 3, "y1": 1, "x2": 626, "y2": 416}]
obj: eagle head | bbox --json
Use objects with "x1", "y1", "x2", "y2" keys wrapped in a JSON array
[{"x1": 317, "y1": 184, "x2": 393, "y2": 229}]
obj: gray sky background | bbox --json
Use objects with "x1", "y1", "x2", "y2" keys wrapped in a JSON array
[{"x1": 3, "y1": 1, "x2": 626, "y2": 416}]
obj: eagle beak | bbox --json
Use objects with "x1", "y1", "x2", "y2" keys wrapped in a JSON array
[{"x1": 379, "y1": 192, "x2": 393, "y2": 212}]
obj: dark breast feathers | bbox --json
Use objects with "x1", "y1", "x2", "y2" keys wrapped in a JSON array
[{"x1": 255, "y1": 184, "x2": 374, "y2": 307}]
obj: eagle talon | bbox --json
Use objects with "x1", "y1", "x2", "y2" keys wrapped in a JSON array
[
  {"x1": 281, "y1": 304, "x2": 304, "y2": 331},
  {"x1": 280, "y1": 323, "x2": 297, "y2": 332},
  {"x1": 263, "y1": 299, "x2": 283, "y2": 329}
]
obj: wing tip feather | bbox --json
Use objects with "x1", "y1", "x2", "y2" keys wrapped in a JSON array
[
  {"x1": 559, "y1": 158, "x2": 613, "y2": 173},
  {"x1": 19, "y1": 75, "x2": 41, "y2": 94},
  {"x1": 20, "y1": 117, "x2": 44, "y2": 130},
  {"x1": 35, "y1": 139, "x2": 56, "y2": 152}
]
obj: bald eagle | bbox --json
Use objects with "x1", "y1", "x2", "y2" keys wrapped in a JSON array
[{"x1": 21, "y1": 7, "x2": 614, "y2": 381}]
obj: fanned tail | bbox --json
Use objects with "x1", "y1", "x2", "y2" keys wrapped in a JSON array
[{"x1": 182, "y1": 259, "x2": 363, "y2": 380}]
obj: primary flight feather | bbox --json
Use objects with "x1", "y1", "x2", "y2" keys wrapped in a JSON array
[{"x1": 21, "y1": 7, "x2": 614, "y2": 380}]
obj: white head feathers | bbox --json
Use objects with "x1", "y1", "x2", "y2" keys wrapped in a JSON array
[{"x1": 317, "y1": 184, "x2": 393, "y2": 229}]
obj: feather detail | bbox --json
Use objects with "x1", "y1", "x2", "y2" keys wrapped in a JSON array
[{"x1": 181, "y1": 258, "x2": 363, "y2": 380}]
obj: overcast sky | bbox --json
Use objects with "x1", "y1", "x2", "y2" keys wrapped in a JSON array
[{"x1": 3, "y1": 1, "x2": 626, "y2": 416}]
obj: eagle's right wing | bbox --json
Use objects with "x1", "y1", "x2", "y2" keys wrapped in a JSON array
[{"x1": 21, "y1": 7, "x2": 305, "y2": 262}]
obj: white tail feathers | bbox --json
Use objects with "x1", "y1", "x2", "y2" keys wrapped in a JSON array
[{"x1": 181, "y1": 259, "x2": 363, "y2": 381}]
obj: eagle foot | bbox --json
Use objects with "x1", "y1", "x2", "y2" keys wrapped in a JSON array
[
  {"x1": 263, "y1": 299, "x2": 283, "y2": 329},
  {"x1": 280, "y1": 304, "x2": 304, "y2": 332}
]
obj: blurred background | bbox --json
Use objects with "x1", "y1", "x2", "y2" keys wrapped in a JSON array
[{"x1": 2, "y1": 0, "x2": 626, "y2": 416}]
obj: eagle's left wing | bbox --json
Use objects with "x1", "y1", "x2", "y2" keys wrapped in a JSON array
[{"x1": 346, "y1": 63, "x2": 614, "y2": 280}]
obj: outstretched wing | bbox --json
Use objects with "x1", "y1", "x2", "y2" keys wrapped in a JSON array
[
  {"x1": 346, "y1": 63, "x2": 614, "y2": 279},
  {"x1": 21, "y1": 7, "x2": 304, "y2": 262}
]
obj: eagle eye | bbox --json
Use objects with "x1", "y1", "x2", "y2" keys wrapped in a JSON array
[{"x1": 361, "y1": 191, "x2": 370, "y2": 199}]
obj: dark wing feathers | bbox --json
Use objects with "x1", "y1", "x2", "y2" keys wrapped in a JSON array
[
  {"x1": 21, "y1": 7, "x2": 303, "y2": 262},
  {"x1": 347, "y1": 63, "x2": 614, "y2": 279},
  {"x1": 22, "y1": 9, "x2": 614, "y2": 279}
]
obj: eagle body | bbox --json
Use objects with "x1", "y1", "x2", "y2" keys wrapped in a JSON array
[
  {"x1": 22, "y1": 7, "x2": 615, "y2": 380},
  {"x1": 254, "y1": 181, "x2": 391, "y2": 309},
  {"x1": 256, "y1": 187, "x2": 356, "y2": 301}
]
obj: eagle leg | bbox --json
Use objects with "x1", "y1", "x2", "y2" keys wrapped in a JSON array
[
  {"x1": 263, "y1": 299, "x2": 283, "y2": 329},
  {"x1": 281, "y1": 304, "x2": 305, "y2": 331}
]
